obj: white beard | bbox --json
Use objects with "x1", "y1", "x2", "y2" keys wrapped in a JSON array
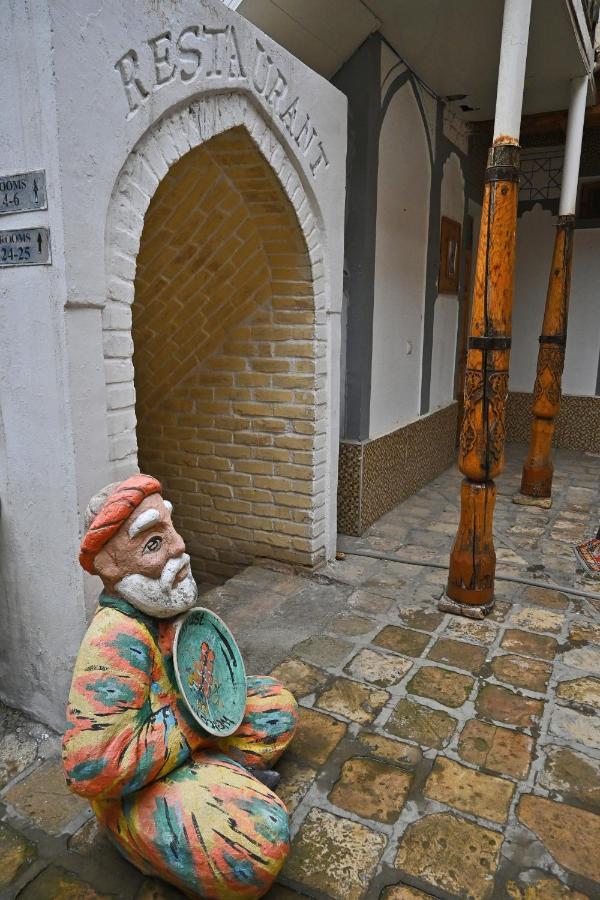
[{"x1": 115, "y1": 553, "x2": 198, "y2": 618}]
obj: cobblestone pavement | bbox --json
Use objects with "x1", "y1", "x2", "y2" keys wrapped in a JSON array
[{"x1": 1, "y1": 445, "x2": 599, "y2": 899}]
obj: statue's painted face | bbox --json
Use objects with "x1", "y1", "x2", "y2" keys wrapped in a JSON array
[{"x1": 93, "y1": 495, "x2": 197, "y2": 617}]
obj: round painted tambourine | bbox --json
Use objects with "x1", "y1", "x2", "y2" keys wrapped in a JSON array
[{"x1": 173, "y1": 607, "x2": 247, "y2": 737}]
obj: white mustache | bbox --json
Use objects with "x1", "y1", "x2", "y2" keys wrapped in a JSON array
[
  {"x1": 160, "y1": 553, "x2": 190, "y2": 590},
  {"x1": 115, "y1": 553, "x2": 197, "y2": 618}
]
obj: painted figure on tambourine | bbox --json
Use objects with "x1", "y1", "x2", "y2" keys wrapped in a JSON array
[{"x1": 62, "y1": 474, "x2": 298, "y2": 899}]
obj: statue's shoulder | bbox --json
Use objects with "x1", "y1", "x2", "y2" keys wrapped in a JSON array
[
  {"x1": 73, "y1": 600, "x2": 159, "y2": 674},
  {"x1": 87, "y1": 595, "x2": 160, "y2": 644}
]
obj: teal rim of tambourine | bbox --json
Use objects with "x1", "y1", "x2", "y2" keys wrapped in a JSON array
[{"x1": 173, "y1": 607, "x2": 247, "y2": 737}]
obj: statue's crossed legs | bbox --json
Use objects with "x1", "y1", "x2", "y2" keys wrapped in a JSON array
[{"x1": 93, "y1": 677, "x2": 298, "y2": 900}]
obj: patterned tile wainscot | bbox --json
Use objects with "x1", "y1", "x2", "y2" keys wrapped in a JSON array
[
  {"x1": 507, "y1": 391, "x2": 600, "y2": 453},
  {"x1": 337, "y1": 402, "x2": 459, "y2": 534}
]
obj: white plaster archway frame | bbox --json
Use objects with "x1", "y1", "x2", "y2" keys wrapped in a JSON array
[{"x1": 102, "y1": 90, "x2": 330, "y2": 558}]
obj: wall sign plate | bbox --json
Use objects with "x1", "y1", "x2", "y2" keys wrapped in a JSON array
[
  {"x1": 0, "y1": 170, "x2": 47, "y2": 215},
  {"x1": 0, "y1": 227, "x2": 51, "y2": 267}
]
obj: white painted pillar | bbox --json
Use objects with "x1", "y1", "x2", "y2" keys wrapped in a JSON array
[
  {"x1": 559, "y1": 76, "x2": 588, "y2": 216},
  {"x1": 493, "y1": 0, "x2": 533, "y2": 142}
]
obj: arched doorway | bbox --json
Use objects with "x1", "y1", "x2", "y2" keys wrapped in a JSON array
[{"x1": 102, "y1": 97, "x2": 329, "y2": 585}]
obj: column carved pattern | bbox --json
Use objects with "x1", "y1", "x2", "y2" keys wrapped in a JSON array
[
  {"x1": 520, "y1": 215, "x2": 574, "y2": 499},
  {"x1": 446, "y1": 142, "x2": 520, "y2": 611}
]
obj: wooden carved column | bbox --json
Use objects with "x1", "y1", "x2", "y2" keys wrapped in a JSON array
[
  {"x1": 517, "y1": 217, "x2": 574, "y2": 504},
  {"x1": 440, "y1": 144, "x2": 519, "y2": 618},
  {"x1": 515, "y1": 76, "x2": 588, "y2": 508},
  {"x1": 440, "y1": 0, "x2": 532, "y2": 618}
]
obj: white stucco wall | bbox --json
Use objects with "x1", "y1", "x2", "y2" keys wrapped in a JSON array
[
  {"x1": 0, "y1": 0, "x2": 347, "y2": 728},
  {"x1": 430, "y1": 153, "x2": 464, "y2": 411},
  {"x1": 511, "y1": 203, "x2": 600, "y2": 396},
  {"x1": 0, "y1": 1, "x2": 88, "y2": 729},
  {"x1": 370, "y1": 82, "x2": 430, "y2": 437},
  {"x1": 566, "y1": 230, "x2": 600, "y2": 395}
]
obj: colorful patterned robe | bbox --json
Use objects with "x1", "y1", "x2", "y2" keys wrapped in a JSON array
[{"x1": 63, "y1": 595, "x2": 298, "y2": 899}]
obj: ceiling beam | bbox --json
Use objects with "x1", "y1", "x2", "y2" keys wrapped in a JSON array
[{"x1": 470, "y1": 100, "x2": 600, "y2": 136}]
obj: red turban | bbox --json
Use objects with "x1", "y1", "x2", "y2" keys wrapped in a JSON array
[{"x1": 79, "y1": 474, "x2": 162, "y2": 575}]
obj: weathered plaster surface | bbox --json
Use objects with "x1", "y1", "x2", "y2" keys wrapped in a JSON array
[
  {"x1": 0, "y1": 0, "x2": 346, "y2": 726},
  {"x1": 0, "y1": 0, "x2": 87, "y2": 730}
]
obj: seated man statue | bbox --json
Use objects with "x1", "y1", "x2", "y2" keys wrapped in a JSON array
[{"x1": 63, "y1": 475, "x2": 298, "y2": 899}]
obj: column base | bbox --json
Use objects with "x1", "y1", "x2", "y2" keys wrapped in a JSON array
[
  {"x1": 438, "y1": 593, "x2": 495, "y2": 619},
  {"x1": 446, "y1": 479, "x2": 496, "y2": 607},
  {"x1": 512, "y1": 492, "x2": 552, "y2": 509}
]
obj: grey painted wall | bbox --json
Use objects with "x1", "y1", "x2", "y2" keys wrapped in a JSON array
[
  {"x1": 333, "y1": 36, "x2": 381, "y2": 441},
  {"x1": 335, "y1": 33, "x2": 474, "y2": 435}
]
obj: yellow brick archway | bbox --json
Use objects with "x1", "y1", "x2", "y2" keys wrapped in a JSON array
[
  {"x1": 133, "y1": 128, "x2": 319, "y2": 583},
  {"x1": 103, "y1": 95, "x2": 329, "y2": 583}
]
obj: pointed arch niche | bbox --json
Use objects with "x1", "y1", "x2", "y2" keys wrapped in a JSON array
[
  {"x1": 370, "y1": 79, "x2": 431, "y2": 436},
  {"x1": 103, "y1": 95, "x2": 328, "y2": 582}
]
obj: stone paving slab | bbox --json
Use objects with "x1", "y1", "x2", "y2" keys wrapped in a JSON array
[
  {"x1": 0, "y1": 823, "x2": 36, "y2": 889},
  {"x1": 457, "y1": 719, "x2": 534, "y2": 779},
  {"x1": 284, "y1": 808, "x2": 386, "y2": 900},
  {"x1": 423, "y1": 756, "x2": 515, "y2": 824},
  {"x1": 329, "y1": 756, "x2": 413, "y2": 823},
  {"x1": 0, "y1": 705, "x2": 60, "y2": 791},
  {"x1": 17, "y1": 866, "x2": 113, "y2": 899},
  {"x1": 395, "y1": 812, "x2": 503, "y2": 899},
  {"x1": 1, "y1": 446, "x2": 600, "y2": 899},
  {"x1": 490, "y1": 653, "x2": 552, "y2": 692},
  {"x1": 426, "y1": 636, "x2": 488, "y2": 673},
  {"x1": 4, "y1": 760, "x2": 88, "y2": 835}
]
